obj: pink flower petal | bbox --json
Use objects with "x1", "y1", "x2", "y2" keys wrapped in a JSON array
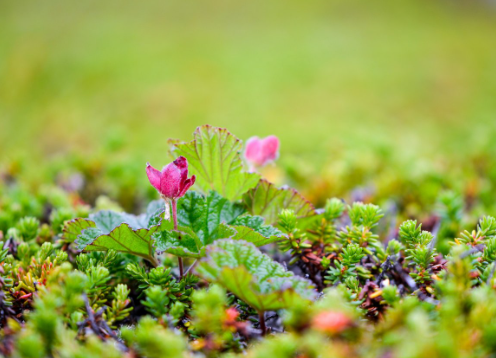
[
  {"x1": 244, "y1": 135, "x2": 280, "y2": 168},
  {"x1": 173, "y1": 156, "x2": 189, "y2": 183},
  {"x1": 245, "y1": 137, "x2": 263, "y2": 165},
  {"x1": 146, "y1": 163, "x2": 162, "y2": 191},
  {"x1": 260, "y1": 135, "x2": 280, "y2": 163},
  {"x1": 146, "y1": 157, "x2": 195, "y2": 199},
  {"x1": 179, "y1": 175, "x2": 196, "y2": 197},
  {"x1": 160, "y1": 161, "x2": 183, "y2": 198}
]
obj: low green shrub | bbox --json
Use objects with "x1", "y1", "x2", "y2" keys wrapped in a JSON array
[{"x1": 1, "y1": 125, "x2": 496, "y2": 357}]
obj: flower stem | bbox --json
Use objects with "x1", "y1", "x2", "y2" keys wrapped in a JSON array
[
  {"x1": 148, "y1": 256, "x2": 159, "y2": 268},
  {"x1": 171, "y1": 199, "x2": 184, "y2": 279},
  {"x1": 183, "y1": 259, "x2": 198, "y2": 276}
]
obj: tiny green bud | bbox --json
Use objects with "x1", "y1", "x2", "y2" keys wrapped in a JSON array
[
  {"x1": 382, "y1": 285, "x2": 399, "y2": 305},
  {"x1": 279, "y1": 209, "x2": 297, "y2": 233},
  {"x1": 17, "y1": 217, "x2": 40, "y2": 241},
  {"x1": 324, "y1": 198, "x2": 345, "y2": 221}
]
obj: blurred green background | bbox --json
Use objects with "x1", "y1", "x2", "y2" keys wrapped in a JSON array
[{"x1": 1, "y1": 0, "x2": 496, "y2": 214}]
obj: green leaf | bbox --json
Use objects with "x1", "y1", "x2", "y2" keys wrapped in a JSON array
[
  {"x1": 80, "y1": 225, "x2": 159, "y2": 259},
  {"x1": 217, "y1": 215, "x2": 286, "y2": 246},
  {"x1": 231, "y1": 215, "x2": 284, "y2": 238},
  {"x1": 72, "y1": 201, "x2": 170, "y2": 266},
  {"x1": 242, "y1": 179, "x2": 316, "y2": 225},
  {"x1": 154, "y1": 226, "x2": 204, "y2": 258},
  {"x1": 169, "y1": 125, "x2": 261, "y2": 201},
  {"x1": 154, "y1": 191, "x2": 284, "y2": 258},
  {"x1": 216, "y1": 224, "x2": 280, "y2": 247},
  {"x1": 63, "y1": 218, "x2": 96, "y2": 243},
  {"x1": 196, "y1": 239, "x2": 316, "y2": 312},
  {"x1": 176, "y1": 191, "x2": 246, "y2": 245}
]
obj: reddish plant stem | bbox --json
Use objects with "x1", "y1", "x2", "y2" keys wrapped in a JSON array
[
  {"x1": 171, "y1": 199, "x2": 184, "y2": 279},
  {"x1": 259, "y1": 311, "x2": 266, "y2": 336}
]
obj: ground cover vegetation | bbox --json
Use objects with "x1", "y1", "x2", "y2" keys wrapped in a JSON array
[
  {"x1": 3, "y1": 1, "x2": 496, "y2": 356},
  {"x1": 2, "y1": 125, "x2": 496, "y2": 358}
]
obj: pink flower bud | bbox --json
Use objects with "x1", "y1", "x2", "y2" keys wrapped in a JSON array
[
  {"x1": 312, "y1": 311, "x2": 351, "y2": 334},
  {"x1": 244, "y1": 135, "x2": 280, "y2": 170},
  {"x1": 146, "y1": 156, "x2": 196, "y2": 200}
]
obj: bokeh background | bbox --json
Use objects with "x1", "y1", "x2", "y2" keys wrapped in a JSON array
[{"x1": 1, "y1": 0, "x2": 496, "y2": 218}]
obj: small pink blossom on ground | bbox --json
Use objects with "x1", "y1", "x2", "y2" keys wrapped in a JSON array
[
  {"x1": 146, "y1": 156, "x2": 196, "y2": 200},
  {"x1": 244, "y1": 135, "x2": 280, "y2": 171},
  {"x1": 224, "y1": 307, "x2": 240, "y2": 322},
  {"x1": 312, "y1": 311, "x2": 352, "y2": 334}
]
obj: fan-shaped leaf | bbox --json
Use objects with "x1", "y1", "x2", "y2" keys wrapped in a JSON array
[
  {"x1": 243, "y1": 179, "x2": 316, "y2": 225},
  {"x1": 169, "y1": 125, "x2": 261, "y2": 201},
  {"x1": 67, "y1": 201, "x2": 170, "y2": 265},
  {"x1": 154, "y1": 226, "x2": 204, "y2": 258},
  {"x1": 176, "y1": 191, "x2": 245, "y2": 245},
  {"x1": 154, "y1": 191, "x2": 284, "y2": 258},
  {"x1": 196, "y1": 239, "x2": 316, "y2": 312},
  {"x1": 63, "y1": 218, "x2": 96, "y2": 243}
]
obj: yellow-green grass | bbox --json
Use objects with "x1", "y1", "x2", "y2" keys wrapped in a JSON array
[{"x1": 1, "y1": 0, "x2": 496, "y2": 175}]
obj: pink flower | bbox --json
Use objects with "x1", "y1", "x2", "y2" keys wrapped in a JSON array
[
  {"x1": 244, "y1": 135, "x2": 280, "y2": 169},
  {"x1": 312, "y1": 311, "x2": 351, "y2": 334},
  {"x1": 146, "y1": 156, "x2": 196, "y2": 200}
]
